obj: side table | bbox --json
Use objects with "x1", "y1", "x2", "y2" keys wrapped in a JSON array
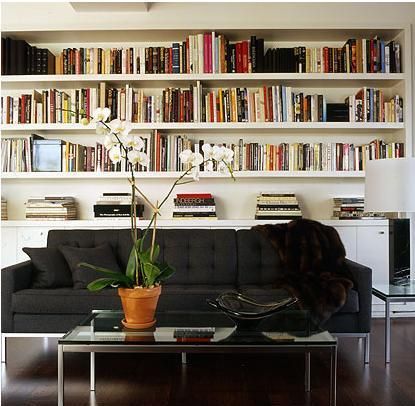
[{"x1": 372, "y1": 281, "x2": 415, "y2": 363}]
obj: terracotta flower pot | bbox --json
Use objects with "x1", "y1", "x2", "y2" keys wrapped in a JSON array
[{"x1": 118, "y1": 285, "x2": 161, "y2": 329}]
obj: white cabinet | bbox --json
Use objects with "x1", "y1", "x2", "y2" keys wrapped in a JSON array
[
  {"x1": 334, "y1": 226, "x2": 357, "y2": 261},
  {"x1": 356, "y1": 226, "x2": 389, "y2": 283},
  {"x1": 1, "y1": 228, "x2": 17, "y2": 268}
]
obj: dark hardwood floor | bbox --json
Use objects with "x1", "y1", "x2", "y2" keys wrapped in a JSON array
[{"x1": 2, "y1": 318, "x2": 415, "y2": 406}]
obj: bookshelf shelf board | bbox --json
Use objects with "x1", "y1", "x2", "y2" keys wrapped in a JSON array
[
  {"x1": 1, "y1": 219, "x2": 389, "y2": 228},
  {"x1": 1, "y1": 171, "x2": 365, "y2": 180},
  {"x1": 0, "y1": 73, "x2": 405, "y2": 89},
  {"x1": 2, "y1": 27, "x2": 404, "y2": 43},
  {"x1": 0, "y1": 122, "x2": 405, "y2": 132}
]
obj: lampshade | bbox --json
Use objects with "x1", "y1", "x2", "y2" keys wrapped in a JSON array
[{"x1": 365, "y1": 158, "x2": 415, "y2": 212}]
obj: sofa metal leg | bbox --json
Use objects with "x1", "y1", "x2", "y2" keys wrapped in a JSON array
[
  {"x1": 364, "y1": 333, "x2": 370, "y2": 364},
  {"x1": 1, "y1": 335, "x2": 6, "y2": 363},
  {"x1": 305, "y1": 351, "x2": 311, "y2": 392}
]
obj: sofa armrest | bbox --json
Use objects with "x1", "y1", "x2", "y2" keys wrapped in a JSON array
[
  {"x1": 345, "y1": 258, "x2": 372, "y2": 333},
  {"x1": 1, "y1": 261, "x2": 33, "y2": 333}
]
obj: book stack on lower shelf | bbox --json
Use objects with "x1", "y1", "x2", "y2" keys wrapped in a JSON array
[
  {"x1": 25, "y1": 196, "x2": 77, "y2": 220},
  {"x1": 1, "y1": 197, "x2": 7, "y2": 220},
  {"x1": 173, "y1": 193, "x2": 217, "y2": 219},
  {"x1": 255, "y1": 193, "x2": 302, "y2": 220},
  {"x1": 332, "y1": 196, "x2": 385, "y2": 220},
  {"x1": 93, "y1": 193, "x2": 144, "y2": 218}
]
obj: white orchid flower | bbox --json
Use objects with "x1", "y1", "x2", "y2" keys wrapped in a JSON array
[
  {"x1": 104, "y1": 134, "x2": 118, "y2": 151},
  {"x1": 109, "y1": 146, "x2": 122, "y2": 163},
  {"x1": 222, "y1": 147, "x2": 234, "y2": 164},
  {"x1": 212, "y1": 145, "x2": 225, "y2": 161},
  {"x1": 92, "y1": 107, "x2": 111, "y2": 123},
  {"x1": 202, "y1": 143, "x2": 214, "y2": 159},
  {"x1": 121, "y1": 134, "x2": 144, "y2": 151},
  {"x1": 179, "y1": 150, "x2": 203, "y2": 166},
  {"x1": 96, "y1": 122, "x2": 110, "y2": 136},
  {"x1": 109, "y1": 119, "x2": 132, "y2": 136},
  {"x1": 127, "y1": 150, "x2": 149, "y2": 167}
]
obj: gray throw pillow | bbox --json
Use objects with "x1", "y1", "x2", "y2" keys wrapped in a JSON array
[
  {"x1": 59, "y1": 243, "x2": 122, "y2": 289},
  {"x1": 23, "y1": 242, "x2": 78, "y2": 288}
]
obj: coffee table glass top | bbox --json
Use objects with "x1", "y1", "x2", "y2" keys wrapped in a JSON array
[
  {"x1": 60, "y1": 310, "x2": 335, "y2": 346},
  {"x1": 372, "y1": 281, "x2": 415, "y2": 298}
]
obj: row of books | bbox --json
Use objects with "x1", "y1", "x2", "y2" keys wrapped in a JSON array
[
  {"x1": 255, "y1": 193, "x2": 302, "y2": 220},
  {"x1": 173, "y1": 193, "x2": 217, "y2": 219},
  {"x1": 332, "y1": 197, "x2": 385, "y2": 220},
  {"x1": 0, "y1": 85, "x2": 199, "y2": 124},
  {"x1": 224, "y1": 139, "x2": 405, "y2": 172},
  {"x1": 264, "y1": 39, "x2": 401, "y2": 73},
  {"x1": 347, "y1": 89, "x2": 403, "y2": 123},
  {"x1": 1, "y1": 135, "x2": 405, "y2": 173},
  {"x1": 1, "y1": 84, "x2": 404, "y2": 124},
  {"x1": 56, "y1": 48, "x2": 140, "y2": 75},
  {"x1": 93, "y1": 193, "x2": 144, "y2": 218},
  {"x1": 2, "y1": 35, "x2": 401, "y2": 76},
  {"x1": 201, "y1": 87, "x2": 326, "y2": 123},
  {"x1": 143, "y1": 35, "x2": 266, "y2": 74},
  {"x1": 25, "y1": 196, "x2": 78, "y2": 220},
  {"x1": 1, "y1": 38, "x2": 55, "y2": 75}
]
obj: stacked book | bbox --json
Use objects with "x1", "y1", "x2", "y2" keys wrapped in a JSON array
[
  {"x1": 1, "y1": 197, "x2": 8, "y2": 220},
  {"x1": 255, "y1": 193, "x2": 302, "y2": 220},
  {"x1": 332, "y1": 197, "x2": 384, "y2": 220},
  {"x1": 93, "y1": 193, "x2": 144, "y2": 218},
  {"x1": 25, "y1": 196, "x2": 78, "y2": 220},
  {"x1": 173, "y1": 193, "x2": 217, "y2": 219}
]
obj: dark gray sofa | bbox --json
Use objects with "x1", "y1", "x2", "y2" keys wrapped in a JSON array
[{"x1": 1, "y1": 228, "x2": 372, "y2": 360}]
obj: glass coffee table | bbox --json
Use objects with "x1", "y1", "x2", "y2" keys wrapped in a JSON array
[
  {"x1": 372, "y1": 281, "x2": 415, "y2": 363},
  {"x1": 58, "y1": 310, "x2": 337, "y2": 406}
]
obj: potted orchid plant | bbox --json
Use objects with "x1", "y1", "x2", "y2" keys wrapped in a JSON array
[{"x1": 79, "y1": 107, "x2": 235, "y2": 329}]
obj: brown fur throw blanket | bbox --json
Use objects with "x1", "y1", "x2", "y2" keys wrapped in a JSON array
[{"x1": 254, "y1": 219, "x2": 354, "y2": 325}]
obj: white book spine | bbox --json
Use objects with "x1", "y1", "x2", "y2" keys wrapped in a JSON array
[{"x1": 197, "y1": 34, "x2": 204, "y2": 74}]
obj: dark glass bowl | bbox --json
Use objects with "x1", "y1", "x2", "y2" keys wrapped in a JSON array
[{"x1": 207, "y1": 292, "x2": 298, "y2": 331}]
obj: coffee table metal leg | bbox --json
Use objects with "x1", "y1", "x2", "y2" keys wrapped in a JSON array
[
  {"x1": 330, "y1": 347, "x2": 337, "y2": 406},
  {"x1": 90, "y1": 352, "x2": 95, "y2": 391},
  {"x1": 305, "y1": 351, "x2": 311, "y2": 392},
  {"x1": 385, "y1": 299, "x2": 391, "y2": 364},
  {"x1": 181, "y1": 352, "x2": 187, "y2": 365},
  {"x1": 58, "y1": 344, "x2": 64, "y2": 406}
]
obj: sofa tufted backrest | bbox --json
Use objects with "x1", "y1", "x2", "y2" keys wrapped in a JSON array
[
  {"x1": 236, "y1": 229, "x2": 283, "y2": 285},
  {"x1": 47, "y1": 228, "x2": 238, "y2": 286}
]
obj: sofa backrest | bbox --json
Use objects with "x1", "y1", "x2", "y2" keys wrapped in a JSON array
[
  {"x1": 236, "y1": 229, "x2": 283, "y2": 285},
  {"x1": 47, "y1": 228, "x2": 239, "y2": 286}
]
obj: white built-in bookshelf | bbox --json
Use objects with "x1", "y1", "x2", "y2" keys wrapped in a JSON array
[{"x1": 1, "y1": 25, "x2": 412, "y2": 222}]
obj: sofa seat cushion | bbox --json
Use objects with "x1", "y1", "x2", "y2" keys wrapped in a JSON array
[
  {"x1": 238, "y1": 285, "x2": 359, "y2": 314},
  {"x1": 12, "y1": 288, "x2": 122, "y2": 314},
  {"x1": 158, "y1": 284, "x2": 236, "y2": 312}
]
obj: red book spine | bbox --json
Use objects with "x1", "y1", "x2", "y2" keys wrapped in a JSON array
[
  {"x1": 242, "y1": 41, "x2": 249, "y2": 73},
  {"x1": 263, "y1": 86, "x2": 268, "y2": 122},
  {"x1": 186, "y1": 37, "x2": 190, "y2": 73},
  {"x1": 204, "y1": 33, "x2": 209, "y2": 73},
  {"x1": 176, "y1": 193, "x2": 212, "y2": 198},
  {"x1": 20, "y1": 95, "x2": 26, "y2": 123},
  {"x1": 156, "y1": 131, "x2": 160, "y2": 171},
  {"x1": 323, "y1": 47, "x2": 329, "y2": 73},
  {"x1": 180, "y1": 92, "x2": 184, "y2": 122},
  {"x1": 50, "y1": 90, "x2": 55, "y2": 124},
  {"x1": 207, "y1": 33, "x2": 212, "y2": 73},
  {"x1": 267, "y1": 87, "x2": 273, "y2": 122},
  {"x1": 236, "y1": 42, "x2": 242, "y2": 73}
]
